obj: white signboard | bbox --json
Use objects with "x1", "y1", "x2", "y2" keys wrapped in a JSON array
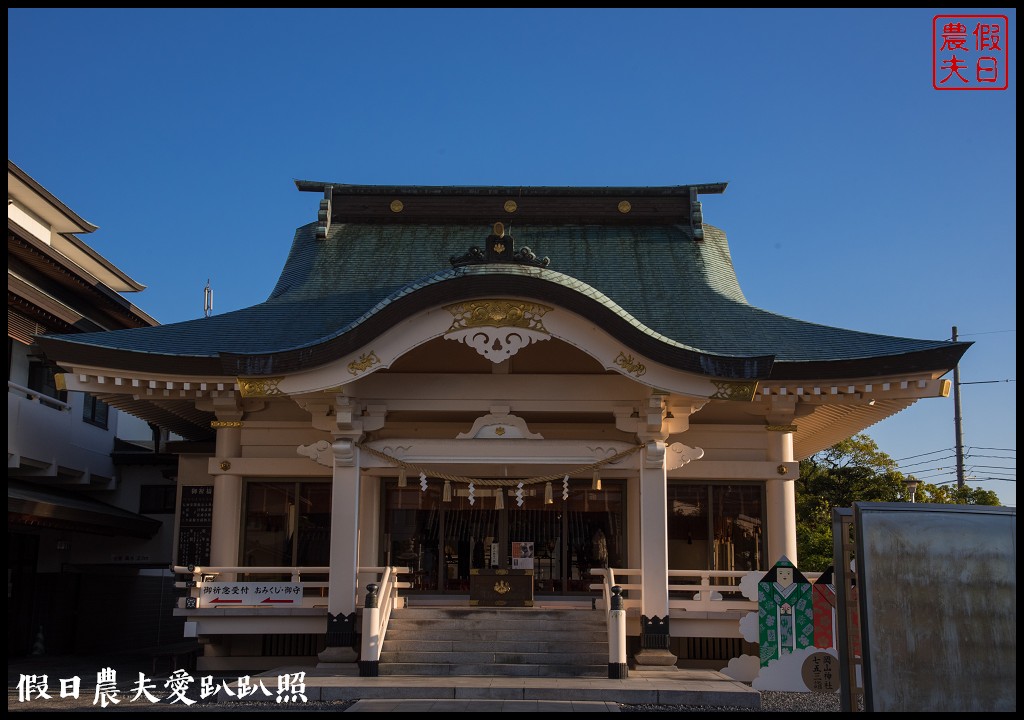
[
  {"x1": 198, "y1": 582, "x2": 303, "y2": 606},
  {"x1": 512, "y1": 541, "x2": 534, "y2": 569}
]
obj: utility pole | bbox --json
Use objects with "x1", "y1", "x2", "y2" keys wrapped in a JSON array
[{"x1": 952, "y1": 326, "x2": 965, "y2": 490}]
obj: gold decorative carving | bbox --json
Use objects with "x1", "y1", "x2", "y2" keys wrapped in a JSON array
[
  {"x1": 710, "y1": 380, "x2": 759, "y2": 401},
  {"x1": 504, "y1": 200, "x2": 518, "y2": 213},
  {"x1": 219, "y1": 461, "x2": 232, "y2": 471},
  {"x1": 766, "y1": 424, "x2": 798, "y2": 433},
  {"x1": 617, "y1": 200, "x2": 632, "y2": 214},
  {"x1": 210, "y1": 421, "x2": 243, "y2": 428},
  {"x1": 493, "y1": 241, "x2": 506, "y2": 254},
  {"x1": 614, "y1": 352, "x2": 647, "y2": 377},
  {"x1": 777, "y1": 464, "x2": 789, "y2": 475},
  {"x1": 237, "y1": 377, "x2": 283, "y2": 397},
  {"x1": 347, "y1": 352, "x2": 381, "y2": 376},
  {"x1": 494, "y1": 426, "x2": 506, "y2": 436},
  {"x1": 494, "y1": 580, "x2": 511, "y2": 595},
  {"x1": 389, "y1": 199, "x2": 403, "y2": 213},
  {"x1": 444, "y1": 300, "x2": 551, "y2": 333}
]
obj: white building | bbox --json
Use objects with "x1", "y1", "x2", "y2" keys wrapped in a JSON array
[
  {"x1": 8, "y1": 160, "x2": 179, "y2": 657},
  {"x1": 34, "y1": 180, "x2": 969, "y2": 673}
]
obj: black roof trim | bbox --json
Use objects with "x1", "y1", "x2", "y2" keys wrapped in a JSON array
[{"x1": 295, "y1": 181, "x2": 729, "y2": 196}]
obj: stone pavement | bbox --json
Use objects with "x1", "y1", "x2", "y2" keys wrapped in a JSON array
[{"x1": 9, "y1": 653, "x2": 759, "y2": 712}]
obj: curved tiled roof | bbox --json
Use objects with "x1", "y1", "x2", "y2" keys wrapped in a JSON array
[{"x1": 35, "y1": 221, "x2": 969, "y2": 380}]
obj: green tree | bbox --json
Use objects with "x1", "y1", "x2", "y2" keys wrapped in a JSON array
[
  {"x1": 795, "y1": 434, "x2": 1000, "y2": 572},
  {"x1": 916, "y1": 482, "x2": 1001, "y2": 505}
]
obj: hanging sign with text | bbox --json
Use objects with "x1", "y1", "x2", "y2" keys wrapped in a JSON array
[{"x1": 197, "y1": 582, "x2": 303, "y2": 606}]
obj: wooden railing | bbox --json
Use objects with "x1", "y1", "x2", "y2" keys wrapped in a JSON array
[
  {"x1": 359, "y1": 566, "x2": 410, "y2": 671},
  {"x1": 591, "y1": 567, "x2": 822, "y2": 615},
  {"x1": 172, "y1": 565, "x2": 409, "y2": 610}
]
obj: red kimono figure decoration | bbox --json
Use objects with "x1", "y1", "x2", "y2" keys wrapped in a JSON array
[
  {"x1": 812, "y1": 567, "x2": 837, "y2": 648},
  {"x1": 812, "y1": 565, "x2": 861, "y2": 657}
]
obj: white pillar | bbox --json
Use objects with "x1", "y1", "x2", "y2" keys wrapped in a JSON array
[
  {"x1": 766, "y1": 428, "x2": 797, "y2": 566},
  {"x1": 635, "y1": 440, "x2": 676, "y2": 665},
  {"x1": 210, "y1": 424, "x2": 242, "y2": 576},
  {"x1": 319, "y1": 437, "x2": 361, "y2": 664},
  {"x1": 639, "y1": 440, "x2": 670, "y2": 620},
  {"x1": 358, "y1": 475, "x2": 380, "y2": 570}
]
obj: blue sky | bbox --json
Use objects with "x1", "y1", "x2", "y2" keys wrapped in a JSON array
[{"x1": 8, "y1": 8, "x2": 1016, "y2": 506}]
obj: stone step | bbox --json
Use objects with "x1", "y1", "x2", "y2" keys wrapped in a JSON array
[
  {"x1": 386, "y1": 615, "x2": 605, "y2": 629},
  {"x1": 379, "y1": 650, "x2": 609, "y2": 665},
  {"x1": 379, "y1": 606, "x2": 609, "y2": 678},
  {"x1": 378, "y1": 663, "x2": 607, "y2": 677},
  {"x1": 392, "y1": 609, "x2": 602, "y2": 619},
  {"x1": 381, "y1": 640, "x2": 607, "y2": 653},
  {"x1": 381, "y1": 628, "x2": 602, "y2": 643}
]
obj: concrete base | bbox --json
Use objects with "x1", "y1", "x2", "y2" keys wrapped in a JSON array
[
  {"x1": 632, "y1": 648, "x2": 679, "y2": 668},
  {"x1": 318, "y1": 646, "x2": 358, "y2": 664}
]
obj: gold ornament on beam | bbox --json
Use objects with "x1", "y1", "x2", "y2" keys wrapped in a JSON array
[
  {"x1": 347, "y1": 352, "x2": 381, "y2": 376},
  {"x1": 710, "y1": 380, "x2": 759, "y2": 402},
  {"x1": 237, "y1": 377, "x2": 283, "y2": 397}
]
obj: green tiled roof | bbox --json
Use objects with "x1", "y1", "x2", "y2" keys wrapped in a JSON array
[{"x1": 36, "y1": 221, "x2": 968, "y2": 380}]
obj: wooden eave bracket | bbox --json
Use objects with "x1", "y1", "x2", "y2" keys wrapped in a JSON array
[
  {"x1": 316, "y1": 186, "x2": 333, "y2": 241},
  {"x1": 689, "y1": 187, "x2": 704, "y2": 241}
]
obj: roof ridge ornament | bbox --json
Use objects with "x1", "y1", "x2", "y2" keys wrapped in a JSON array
[
  {"x1": 316, "y1": 186, "x2": 333, "y2": 241},
  {"x1": 450, "y1": 222, "x2": 551, "y2": 269},
  {"x1": 689, "y1": 187, "x2": 704, "y2": 241}
]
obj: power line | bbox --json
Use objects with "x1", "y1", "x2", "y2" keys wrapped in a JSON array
[
  {"x1": 896, "y1": 448, "x2": 1016, "y2": 468},
  {"x1": 893, "y1": 448, "x2": 952, "y2": 462},
  {"x1": 899, "y1": 455, "x2": 956, "y2": 469},
  {"x1": 955, "y1": 329, "x2": 1016, "y2": 337}
]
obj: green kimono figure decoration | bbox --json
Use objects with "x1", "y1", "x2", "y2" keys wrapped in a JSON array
[{"x1": 758, "y1": 556, "x2": 814, "y2": 667}]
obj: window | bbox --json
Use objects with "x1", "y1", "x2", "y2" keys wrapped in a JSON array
[
  {"x1": 140, "y1": 485, "x2": 177, "y2": 514},
  {"x1": 243, "y1": 481, "x2": 331, "y2": 568},
  {"x1": 667, "y1": 482, "x2": 765, "y2": 572},
  {"x1": 27, "y1": 361, "x2": 67, "y2": 403},
  {"x1": 82, "y1": 393, "x2": 110, "y2": 428}
]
